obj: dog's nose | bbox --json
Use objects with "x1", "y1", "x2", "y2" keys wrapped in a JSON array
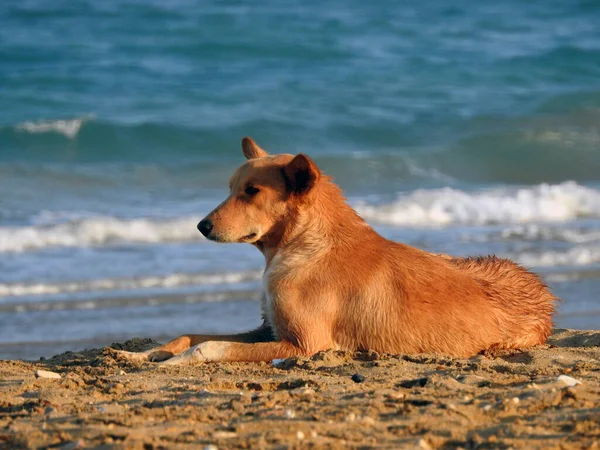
[{"x1": 197, "y1": 219, "x2": 213, "y2": 237}]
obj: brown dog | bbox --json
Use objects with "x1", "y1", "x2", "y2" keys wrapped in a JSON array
[{"x1": 118, "y1": 137, "x2": 557, "y2": 365}]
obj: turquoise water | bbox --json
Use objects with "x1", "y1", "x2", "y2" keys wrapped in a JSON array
[{"x1": 1, "y1": 0, "x2": 600, "y2": 359}]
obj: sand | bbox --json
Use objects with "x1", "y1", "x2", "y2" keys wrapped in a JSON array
[{"x1": 1, "y1": 329, "x2": 599, "y2": 449}]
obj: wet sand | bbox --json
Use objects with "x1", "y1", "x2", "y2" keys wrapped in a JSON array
[{"x1": 1, "y1": 328, "x2": 599, "y2": 449}]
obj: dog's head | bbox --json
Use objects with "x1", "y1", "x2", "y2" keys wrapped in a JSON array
[{"x1": 197, "y1": 137, "x2": 321, "y2": 244}]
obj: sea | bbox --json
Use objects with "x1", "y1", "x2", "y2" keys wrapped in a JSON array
[{"x1": 1, "y1": 0, "x2": 600, "y2": 360}]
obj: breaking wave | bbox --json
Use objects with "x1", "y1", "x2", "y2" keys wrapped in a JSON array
[
  {"x1": 0, "y1": 216, "x2": 203, "y2": 253},
  {"x1": 355, "y1": 182, "x2": 600, "y2": 227},
  {"x1": 0, "y1": 289, "x2": 261, "y2": 313},
  {"x1": 3, "y1": 182, "x2": 600, "y2": 253},
  {"x1": 515, "y1": 246, "x2": 600, "y2": 268},
  {"x1": 0, "y1": 270, "x2": 262, "y2": 298},
  {"x1": 14, "y1": 115, "x2": 94, "y2": 139},
  {"x1": 499, "y1": 224, "x2": 600, "y2": 244}
]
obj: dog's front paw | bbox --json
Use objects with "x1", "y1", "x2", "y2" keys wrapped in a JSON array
[
  {"x1": 159, "y1": 345, "x2": 205, "y2": 366},
  {"x1": 158, "y1": 342, "x2": 229, "y2": 366},
  {"x1": 108, "y1": 348, "x2": 151, "y2": 362},
  {"x1": 147, "y1": 350, "x2": 174, "y2": 362}
]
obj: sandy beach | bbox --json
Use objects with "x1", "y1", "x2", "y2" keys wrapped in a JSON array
[{"x1": 0, "y1": 328, "x2": 598, "y2": 449}]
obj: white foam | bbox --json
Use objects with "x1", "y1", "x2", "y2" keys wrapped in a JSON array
[
  {"x1": 515, "y1": 246, "x2": 600, "y2": 268},
  {"x1": 15, "y1": 115, "x2": 93, "y2": 139},
  {"x1": 0, "y1": 216, "x2": 203, "y2": 253},
  {"x1": 500, "y1": 224, "x2": 600, "y2": 244},
  {"x1": 354, "y1": 182, "x2": 600, "y2": 226},
  {"x1": 5, "y1": 182, "x2": 600, "y2": 253},
  {"x1": 0, "y1": 270, "x2": 262, "y2": 298}
]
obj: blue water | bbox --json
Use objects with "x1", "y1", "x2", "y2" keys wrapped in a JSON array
[{"x1": 1, "y1": 0, "x2": 600, "y2": 359}]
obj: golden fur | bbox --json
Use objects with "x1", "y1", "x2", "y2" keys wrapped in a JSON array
[{"x1": 118, "y1": 137, "x2": 557, "y2": 364}]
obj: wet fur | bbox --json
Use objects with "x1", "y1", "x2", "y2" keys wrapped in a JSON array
[{"x1": 118, "y1": 138, "x2": 557, "y2": 363}]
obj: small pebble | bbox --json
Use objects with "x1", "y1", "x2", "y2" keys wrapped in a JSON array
[
  {"x1": 58, "y1": 440, "x2": 85, "y2": 450},
  {"x1": 272, "y1": 358, "x2": 285, "y2": 367},
  {"x1": 284, "y1": 409, "x2": 296, "y2": 419},
  {"x1": 362, "y1": 416, "x2": 376, "y2": 425},
  {"x1": 44, "y1": 406, "x2": 58, "y2": 415},
  {"x1": 35, "y1": 370, "x2": 61, "y2": 379},
  {"x1": 118, "y1": 370, "x2": 126, "y2": 376},
  {"x1": 291, "y1": 387, "x2": 315, "y2": 396},
  {"x1": 203, "y1": 446, "x2": 218, "y2": 450},
  {"x1": 482, "y1": 404, "x2": 493, "y2": 411},
  {"x1": 351, "y1": 373, "x2": 365, "y2": 383},
  {"x1": 418, "y1": 438, "x2": 433, "y2": 450},
  {"x1": 399, "y1": 377, "x2": 428, "y2": 388},
  {"x1": 296, "y1": 431, "x2": 305, "y2": 440},
  {"x1": 212, "y1": 431, "x2": 236, "y2": 439},
  {"x1": 387, "y1": 391, "x2": 405, "y2": 400},
  {"x1": 557, "y1": 375, "x2": 582, "y2": 387},
  {"x1": 511, "y1": 397, "x2": 520, "y2": 405}
]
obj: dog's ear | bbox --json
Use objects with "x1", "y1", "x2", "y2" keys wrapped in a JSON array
[
  {"x1": 283, "y1": 154, "x2": 320, "y2": 194},
  {"x1": 242, "y1": 137, "x2": 268, "y2": 160}
]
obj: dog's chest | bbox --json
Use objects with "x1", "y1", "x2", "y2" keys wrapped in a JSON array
[
  {"x1": 262, "y1": 251, "x2": 314, "y2": 340},
  {"x1": 261, "y1": 267, "x2": 279, "y2": 338},
  {"x1": 262, "y1": 254, "x2": 291, "y2": 339}
]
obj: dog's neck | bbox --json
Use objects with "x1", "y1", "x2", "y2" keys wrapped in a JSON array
[{"x1": 256, "y1": 177, "x2": 371, "y2": 266}]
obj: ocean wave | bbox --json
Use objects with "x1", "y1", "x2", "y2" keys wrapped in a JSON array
[
  {"x1": 0, "y1": 289, "x2": 261, "y2": 314},
  {"x1": 544, "y1": 268, "x2": 600, "y2": 283},
  {"x1": 3, "y1": 182, "x2": 600, "y2": 253},
  {"x1": 14, "y1": 115, "x2": 94, "y2": 139},
  {"x1": 0, "y1": 216, "x2": 203, "y2": 253},
  {"x1": 355, "y1": 182, "x2": 600, "y2": 227},
  {"x1": 461, "y1": 224, "x2": 600, "y2": 244},
  {"x1": 0, "y1": 270, "x2": 262, "y2": 298},
  {"x1": 2, "y1": 108, "x2": 600, "y2": 186},
  {"x1": 0, "y1": 118, "x2": 208, "y2": 164},
  {"x1": 434, "y1": 108, "x2": 600, "y2": 184},
  {"x1": 515, "y1": 246, "x2": 600, "y2": 268},
  {"x1": 499, "y1": 224, "x2": 600, "y2": 244}
]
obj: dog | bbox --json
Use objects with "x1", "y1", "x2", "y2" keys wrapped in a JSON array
[{"x1": 117, "y1": 137, "x2": 557, "y2": 365}]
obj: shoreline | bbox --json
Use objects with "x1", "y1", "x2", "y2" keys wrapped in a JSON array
[{"x1": 1, "y1": 328, "x2": 599, "y2": 449}]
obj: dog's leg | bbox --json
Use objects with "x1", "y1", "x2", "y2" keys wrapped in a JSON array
[
  {"x1": 160, "y1": 340, "x2": 304, "y2": 365},
  {"x1": 113, "y1": 323, "x2": 274, "y2": 362}
]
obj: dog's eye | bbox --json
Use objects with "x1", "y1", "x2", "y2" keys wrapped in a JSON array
[{"x1": 244, "y1": 185, "x2": 260, "y2": 196}]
